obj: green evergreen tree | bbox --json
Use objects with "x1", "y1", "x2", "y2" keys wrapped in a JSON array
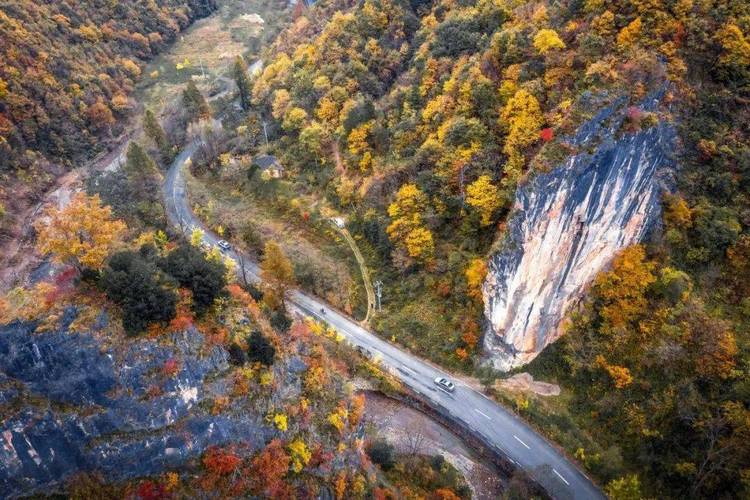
[
  {"x1": 182, "y1": 79, "x2": 211, "y2": 122},
  {"x1": 143, "y1": 109, "x2": 172, "y2": 163},
  {"x1": 234, "y1": 56, "x2": 252, "y2": 111},
  {"x1": 124, "y1": 142, "x2": 159, "y2": 179},
  {"x1": 101, "y1": 247, "x2": 177, "y2": 335}
]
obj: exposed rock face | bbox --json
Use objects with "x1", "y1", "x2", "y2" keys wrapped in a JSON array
[
  {"x1": 0, "y1": 311, "x2": 271, "y2": 497},
  {"x1": 483, "y1": 91, "x2": 676, "y2": 371}
]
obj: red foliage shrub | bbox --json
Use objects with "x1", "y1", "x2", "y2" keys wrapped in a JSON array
[
  {"x1": 203, "y1": 447, "x2": 242, "y2": 476},
  {"x1": 539, "y1": 127, "x2": 554, "y2": 142},
  {"x1": 162, "y1": 358, "x2": 180, "y2": 377},
  {"x1": 168, "y1": 314, "x2": 193, "y2": 332},
  {"x1": 135, "y1": 480, "x2": 169, "y2": 500}
]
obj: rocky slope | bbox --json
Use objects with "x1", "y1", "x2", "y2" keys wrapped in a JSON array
[
  {"x1": 482, "y1": 91, "x2": 676, "y2": 370},
  {"x1": 0, "y1": 309, "x2": 273, "y2": 497}
]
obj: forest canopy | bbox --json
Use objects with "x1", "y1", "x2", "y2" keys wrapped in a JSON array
[{"x1": 0, "y1": 0, "x2": 216, "y2": 172}]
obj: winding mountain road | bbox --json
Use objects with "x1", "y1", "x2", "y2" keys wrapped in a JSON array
[{"x1": 163, "y1": 144, "x2": 604, "y2": 500}]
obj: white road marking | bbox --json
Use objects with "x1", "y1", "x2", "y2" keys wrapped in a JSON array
[
  {"x1": 553, "y1": 468, "x2": 570, "y2": 485},
  {"x1": 513, "y1": 434, "x2": 530, "y2": 449},
  {"x1": 475, "y1": 408, "x2": 492, "y2": 420}
]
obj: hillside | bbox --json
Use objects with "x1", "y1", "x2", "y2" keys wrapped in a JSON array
[
  {"x1": 1, "y1": 0, "x2": 749, "y2": 497},
  {"x1": 190, "y1": 0, "x2": 750, "y2": 497},
  {"x1": 0, "y1": 0, "x2": 218, "y2": 255}
]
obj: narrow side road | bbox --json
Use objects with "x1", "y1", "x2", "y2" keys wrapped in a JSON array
[{"x1": 163, "y1": 148, "x2": 604, "y2": 500}]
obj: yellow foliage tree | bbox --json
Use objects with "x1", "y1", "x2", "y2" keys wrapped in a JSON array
[
  {"x1": 596, "y1": 355, "x2": 633, "y2": 388},
  {"x1": 617, "y1": 17, "x2": 642, "y2": 50},
  {"x1": 288, "y1": 439, "x2": 311, "y2": 473},
  {"x1": 273, "y1": 413, "x2": 288, "y2": 432},
  {"x1": 465, "y1": 258, "x2": 488, "y2": 301},
  {"x1": 261, "y1": 241, "x2": 295, "y2": 303},
  {"x1": 404, "y1": 226, "x2": 434, "y2": 260},
  {"x1": 387, "y1": 184, "x2": 435, "y2": 261},
  {"x1": 347, "y1": 121, "x2": 373, "y2": 156},
  {"x1": 327, "y1": 405, "x2": 349, "y2": 434},
  {"x1": 533, "y1": 29, "x2": 566, "y2": 54},
  {"x1": 501, "y1": 89, "x2": 543, "y2": 154},
  {"x1": 271, "y1": 89, "x2": 291, "y2": 120},
  {"x1": 190, "y1": 227, "x2": 205, "y2": 247},
  {"x1": 34, "y1": 193, "x2": 126, "y2": 270},
  {"x1": 282, "y1": 107, "x2": 308, "y2": 131},
  {"x1": 466, "y1": 175, "x2": 502, "y2": 226},
  {"x1": 593, "y1": 245, "x2": 656, "y2": 335},
  {"x1": 716, "y1": 23, "x2": 750, "y2": 68}
]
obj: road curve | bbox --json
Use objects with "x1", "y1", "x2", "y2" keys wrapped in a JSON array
[{"x1": 163, "y1": 145, "x2": 604, "y2": 500}]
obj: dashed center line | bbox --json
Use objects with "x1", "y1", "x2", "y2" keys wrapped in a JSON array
[
  {"x1": 474, "y1": 408, "x2": 491, "y2": 420},
  {"x1": 553, "y1": 468, "x2": 570, "y2": 485},
  {"x1": 513, "y1": 434, "x2": 531, "y2": 449}
]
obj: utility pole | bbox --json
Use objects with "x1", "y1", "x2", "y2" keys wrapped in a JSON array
[
  {"x1": 262, "y1": 120, "x2": 269, "y2": 146},
  {"x1": 374, "y1": 280, "x2": 383, "y2": 312}
]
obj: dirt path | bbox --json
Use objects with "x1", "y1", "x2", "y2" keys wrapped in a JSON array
[
  {"x1": 331, "y1": 222, "x2": 376, "y2": 324},
  {"x1": 364, "y1": 391, "x2": 505, "y2": 500}
]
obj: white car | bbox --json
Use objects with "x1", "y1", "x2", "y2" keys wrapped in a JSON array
[
  {"x1": 217, "y1": 240, "x2": 231, "y2": 252},
  {"x1": 434, "y1": 376, "x2": 455, "y2": 392}
]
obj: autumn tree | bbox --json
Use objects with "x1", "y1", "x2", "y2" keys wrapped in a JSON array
[
  {"x1": 86, "y1": 98, "x2": 115, "y2": 134},
  {"x1": 260, "y1": 241, "x2": 295, "y2": 306},
  {"x1": 500, "y1": 89, "x2": 543, "y2": 183},
  {"x1": 533, "y1": 29, "x2": 565, "y2": 54},
  {"x1": 234, "y1": 56, "x2": 252, "y2": 111},
  {"x1": 605, "y1": 475, "x2": 641, "y2": 500},
  {"x1": 386, "y1": 184, "x2": 434, "y2": 261},
  {"x1": 616, "y1": 17, "x2": 642, "y2": 51},
  {"x1": 591, "y1": 245, "x2": 655, "y2": 335},
  {"x1": 464, "y1": 258, "x2": 487, "y2": 301},
  {"x1": 251, "y1": 439, "x2": 291, "y2": 497},
  {"x1": 143, "y1": 109, "x2": 173, "y2": 163},
  {"x1": 466, "y1": 175, "x2": 502, "y2": 226},
  {"x1": 35, "y1": 193, "x2": 126, "y2": 270}
]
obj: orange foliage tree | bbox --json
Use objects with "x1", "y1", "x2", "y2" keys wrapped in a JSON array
[{"x1": 34, "y1": 193, "x2": 126, "y2": 270}]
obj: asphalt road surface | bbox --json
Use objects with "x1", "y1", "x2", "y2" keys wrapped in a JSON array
[{"x1": 163, "y1": 143, "x2": 604, "y2": 500}]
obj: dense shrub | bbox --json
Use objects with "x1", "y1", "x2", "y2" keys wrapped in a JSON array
[
  {"x1": 100, "y1": 246, "x2": 176, "y2": 334},
  {"x1": 367, "y1": 440, "x2": 395, "y2": 471},
  {"x1": 159, "y1": 243, "x2": 226, "y2": 315},
  {"x1": 247, "y1": 330, "x2": 275, "y2": 366}
]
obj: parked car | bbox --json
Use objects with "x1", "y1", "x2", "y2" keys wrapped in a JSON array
[
  {"x1": 434, "y1": 376, "x2": 455, "y2": 392},
  {"x1": 217, "y1": 240, "x2": 231, "y2": 251}
]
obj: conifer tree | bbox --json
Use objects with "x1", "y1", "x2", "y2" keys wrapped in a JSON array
[
  {"x1": 124, "y1": 142, "x2": 159, "y2": 180},
  {"x1": 234, "y1": 56, "x2": 252, "y2": 111},
  {"x1": 143, "y1": 109, "x2": 173, "y2": 163},
  {"x1": 182, "y1": 79, "x2": 211, "y2": 122}
]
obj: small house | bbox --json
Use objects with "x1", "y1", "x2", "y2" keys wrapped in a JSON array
[{"x1": 253, "y1": 154, "x2": 284, "y2": 179}]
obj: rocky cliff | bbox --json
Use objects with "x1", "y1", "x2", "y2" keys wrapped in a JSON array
[
  {"x1": 482, "y1": 90, "x2": 676, "y2": 371},
  {"x1": 0, "y1": 309, "x2": 273, "y2": 497}
]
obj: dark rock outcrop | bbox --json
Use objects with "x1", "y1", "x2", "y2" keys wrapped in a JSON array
[
  {"x1": 0, "y1": 314, "x2": 271, "y2": 497},
  {"x1": 482, "y1": 90, "x2": 676, "y2": 370}
]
